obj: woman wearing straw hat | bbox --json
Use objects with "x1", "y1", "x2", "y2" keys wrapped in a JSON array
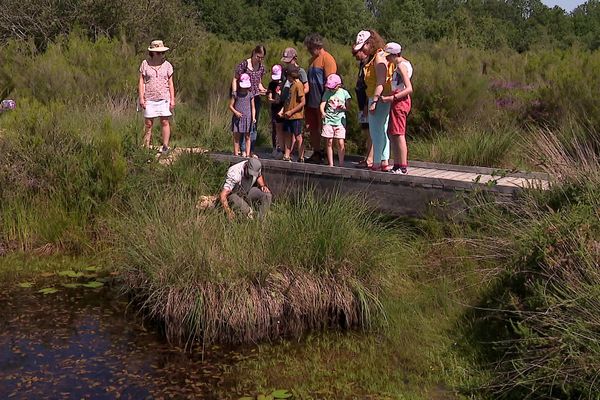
[{"x1": 138, "y1": 40, "x2": 175, "y2": 154}]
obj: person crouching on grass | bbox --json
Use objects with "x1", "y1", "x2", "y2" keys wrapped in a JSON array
[
  {"x1": 278, "y1": 66, "x2": 306, "y2": 162},
  {"x1": 320, "y1": 74, "x2": 351, "y2": 167},
  {"x1": 380, "y1": 42, "x2": 413, "y2": 175},
  {"x1": 229, "y1": 73, "x2": 256, "y2": 157},
  {"x1": 138, "y1": 40, "x2": 175, "y2": 154}
]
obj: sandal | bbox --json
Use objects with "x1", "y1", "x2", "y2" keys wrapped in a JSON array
[
  {"x1": 355, "y1": 159, "x2": 373, "y2": 169},
  {"x1": 381, "y1": 164, "x2": 393, "y2": 172}
]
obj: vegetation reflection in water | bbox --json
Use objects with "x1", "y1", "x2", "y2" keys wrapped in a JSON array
[{"x1": 0, "y1": 275, "x2": 272, "y2": 399}]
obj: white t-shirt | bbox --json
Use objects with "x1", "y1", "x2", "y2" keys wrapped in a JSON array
[
  {"x1": 223, "y1": 161, "x2": 258, "y2": 192},
  {"x1": 391, "y1": 60, "x2": 413, "y2": 92}
]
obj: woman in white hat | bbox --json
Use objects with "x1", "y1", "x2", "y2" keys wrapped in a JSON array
[{"x1": 138, "y1": 40, "x2": 175, "y2": 153}]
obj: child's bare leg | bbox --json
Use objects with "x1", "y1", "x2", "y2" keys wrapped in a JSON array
[
  {"x1": 296, "y1": 134, "x2": 304, "y2": 160},
  {"x1": 389, "y1": 135, "x2": 401, "y2": 165},
  {"x1": 233, "y1": 132, "x2": 241, "y2": 155},
  {"x1": 160, "y1": 117, "x2": 170, "y2": 149},
  {"x1": 243, "y1": 133, "x2": 251, "y2": 157},
  {"x1": 276, "y1": 123, "x2": 284, "y2": 151},
  {"x1": 143, "y1": 118, "x2": 153, "y2": 148},
  {"x1": 326, "y1": 138, "x2": 334, "y2": 166},
  {"x1": 337, "y1": 138, "x2": 345, "y2": 166},
  {"x1": 399, "y1": 135, "x2": 408, "y2": 166},
  {"x1": 290, "y1": 134, "x2": 296, "y2": 156},
  {"x1": 284, "y1": 133, "x2": 292, "y2": 159}
]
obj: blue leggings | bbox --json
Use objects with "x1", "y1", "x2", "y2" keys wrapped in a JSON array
[{"x1": 368, "y1": 98, "x2": 391, "y2": 164}]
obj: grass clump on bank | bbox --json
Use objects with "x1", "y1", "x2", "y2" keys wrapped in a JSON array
[
  {"x1": 108, "y1": 187, "x2": 395, "y2": 345},
  {"x1": 458, "y1": 132, "x2": 600, "y2": 399}
]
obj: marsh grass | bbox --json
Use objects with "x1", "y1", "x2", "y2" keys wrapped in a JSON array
[
  {"x1": 108, "y1": 185, "x2": 395, "y2": 345},
  {"x1": 456, "y1": 131, "x2": 600, "y2": 399}
]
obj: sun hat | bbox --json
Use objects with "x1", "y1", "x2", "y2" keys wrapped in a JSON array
[
  {"x1": 353, "y1": 30, "x2": 371, "y2": 51},
  {"x1": 271, "y1": 64, "x2": 283, "y2": 80},
  {"x1": 383, "y1": 42, "x2": 402, "y2": 56},
  {"x1": 325, "y1": 74, "x2": 342, "y2": 89},
  {"x1": 148, "y1": 40, "x2": 170, "y2": 52},
  {"x1": 246, "y1": 158, "x2": 262, "y2": 177},
  {"x1": 239, "y1": 73, "x2": 252, "y2": 89},
  {"x1": 281, "y1": 47, "x2": 298, "y2": 63}
]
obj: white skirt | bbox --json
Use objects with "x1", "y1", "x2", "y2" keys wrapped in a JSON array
[{"x1": 143, "y1": 99, "x2": 172, "y2": 118}]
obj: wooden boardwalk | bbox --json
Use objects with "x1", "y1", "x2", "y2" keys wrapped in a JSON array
[
  {"x1": 208, "y1": 150, "x2": 550, "y2": 216},
  {"x1": 158, "y1": 146, "x2": 551, "y2": 216}
]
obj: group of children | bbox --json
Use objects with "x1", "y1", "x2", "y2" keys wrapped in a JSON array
[{"x1": 229, "y1": 62, "x2": 350, "y2": 167}]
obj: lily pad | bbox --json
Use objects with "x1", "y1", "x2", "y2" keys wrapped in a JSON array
[
  {"x1": 58, "y1": 270, "x2": 85, "y2": 278},
  {"x1": 38, "y1": 287, "x2": 59, "y2": 295},
  {"x1": 83, "y1": 281, "x2": 104, "y2": 289},
  {"x1": 18, "y1": 282, "x2": 34, "y2": 288},
  {"x1": 271, "y1": 390, "x2": 292, "y2": 399},
  {"x1": 62, "y1": 283, "x2": 83, "y2": 289}
]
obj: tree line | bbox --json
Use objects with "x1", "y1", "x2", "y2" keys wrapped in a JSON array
[{"x1": 1, "y1": 0, "x2": 599, "y2": 51}]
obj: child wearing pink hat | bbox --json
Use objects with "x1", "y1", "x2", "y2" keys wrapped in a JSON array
[
  {"x1": 228, "y1": 73, "x2": 256, "y2": 157},
  {"x1": 267, "y1": 64, "x2": 284, "y2": 158},
  {"x1": 319, "y1": 74, "x2": 351, "y2": 167}
]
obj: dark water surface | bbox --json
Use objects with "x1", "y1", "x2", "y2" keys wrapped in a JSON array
[{"x1": 0, "y1": 284, "x2": 247, "y2": 399}]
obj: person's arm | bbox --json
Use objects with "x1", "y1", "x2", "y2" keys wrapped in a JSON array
[
  {"x1": 231, "y1": 77, "x2": 238, "y2": 98},
  {"x1": 303, "y1": 82, "x2": 309, "y2": 94},
  {"x1": 251, "y1": 97, "x2": 256, "y2": 123},
  {"x1": 368, "y1": 54, "x2": 387, "y2": 114},
  {"x1": 324, "y1": 54, "x2": 337, "y2": 78},
  {"x1": 267, "y1": 86, "x2": 275, "y2": 104},
  {"x1": 229, "y1": 97, "x2": 242, "y2": 118},
  {"x1": 138, "y1": 73, "x2": 145, "y2": 109},
  {"x1": 168, "y1": 75, "x2": 175, "y2": 110},
  {"x1": 219, "y1": 188, "x2": 235, "y2": 220},
  {"x1": 256, "y1": 175, "x2": 270, "y2": 193},
  {"x1": 319, "y1": 100, "x2": 326, "y2": 119},
  {"x1": 383, "y1": 63, "x2": 413, "y2": 103}
]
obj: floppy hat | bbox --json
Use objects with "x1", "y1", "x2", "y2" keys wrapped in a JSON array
[
  {"x1": 246, "y1": 158, "x2": 262, "y2": 177},
  {"x1": 239, "y1": 73, "x2": 252, "y2": 88},
  {"x1": 148, "y1": 40, "x2": 170, "y2": 52},
  {"x1": 353, "y1": 30, "x2": 371, "y2": 51},
  {"x1": 383, "y1": 42, "x2": 402, "y2": 55},
  {"x1": 281, "y1": 47, "x2": 297, "y2": 63},
  {"x1": 271, "y1": 64, "x2": 282, "y2": 80},
  {"x1": 325, "y1": 74, "x2": 342, "y2": 89}
]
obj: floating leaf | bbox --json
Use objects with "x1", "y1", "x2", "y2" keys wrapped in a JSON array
[
  {"x1": 84, "y1": 266, "x2": 98, "y2": 272},
  {"x1": 83, "y1": 281, "x2": 104, "y2": 288},
  {"x1": 58, "y1": 270, "x2": 84, "y2": 278},
  {"x1": 62, "y1": 283, "x2": 82, "y2": 288},
  {"x1": 18, "y1": 282, "x2": 34, "y2": 288},
  {"x1": 38, "y1": 287, "x2": 58, "y2": 295},
  {"x1": 271, "y1": 390, "x2": 292, "y2": 399},
  {"x1": 238, "y1": 397, "x2": 254, "y2": 400}
]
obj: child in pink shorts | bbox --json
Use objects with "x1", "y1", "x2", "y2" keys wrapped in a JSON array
[
  {"x1": 381, "y1": 42, "x2": 413, "y2": 175},
  {"x1": 320, "y1": 74, "x2": 351, "y2": 167}
]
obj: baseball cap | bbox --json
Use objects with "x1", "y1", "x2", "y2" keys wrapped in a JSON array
[
  {"x1": 353, "y1": 30, "x2": 371, "y2": 51},
  {"x1": 246, "y1": 158, "x2": 262, "y2": 177},
  {"x1": 271, "y1": 64, "x2": 282, "y2": 80},
  {"x1": 239, "y1": 73, "x2": 251, "y2": 89},
  {"x1": 281, "y1": 47, "x2": 297, "y2": 63},
  {"x1": 383, "y1": 42, "x2": 402, "y2": 56},
  {"x1": 325, "y1": 74, "x2": 342, "y2": 89}
]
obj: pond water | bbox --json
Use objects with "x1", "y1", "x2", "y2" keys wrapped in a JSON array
[{"x1": 0, "y1": 283, "x2": 249, "y2": 399}]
